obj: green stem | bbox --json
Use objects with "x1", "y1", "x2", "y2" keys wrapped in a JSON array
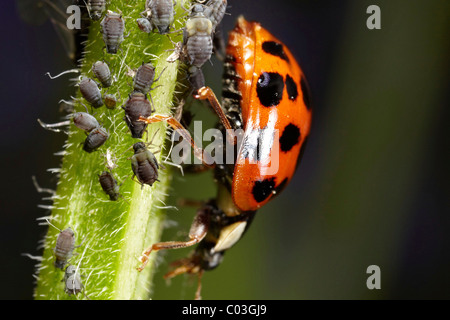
[{"x1": 34, "y1": 0, "x2": 190, "y2": 300}]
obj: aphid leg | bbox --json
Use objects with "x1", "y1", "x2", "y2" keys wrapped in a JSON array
[
  {"x1": 75, "y1": 235, "x2": 87, "y2": 249},
  {"x1": 137, "y1": 207, "x2": 209, "y2": 271},
  {"x1": 37, "y1": 119, "x2": 71, "y2": 134},
  {"x1": 147, "y1": 93, "x2": 156, "y2": 113},
  {"x1": 45, "y1": 219, "x2": 62, "y2": 233},
  {"x1": 130, "y1": 174, "x2": 145, "y2": 190},
  {"x1": 194, "y1": 87, "x2": 235, "y2": 145},
  {"x1": 32, "y1": 176, "x2": 56, "y2": 196},
  {"x1": 154, "y1": 66, "x2": 167, "y2": 83},
  {"x1": 138, "y1": 114, "x2": 216, "y2": 167},
  {"x1": 45, "y1": 69, "x2": 79, "y2": 79},
  {"x1": 82, "y1": 0, "x2": 92, "y2": 19},
  {"x1": 162, "y1": 159, "x2": 183, "y2": 175}
]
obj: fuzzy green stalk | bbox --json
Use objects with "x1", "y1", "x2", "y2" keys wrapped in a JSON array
[{"x1": 34, "y1": 0, "x2": 191, "y2": 300}]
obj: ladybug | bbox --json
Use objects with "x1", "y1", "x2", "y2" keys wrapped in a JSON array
[{"x1": 137, "y1": 16, "x2": 312, "y2": 299}]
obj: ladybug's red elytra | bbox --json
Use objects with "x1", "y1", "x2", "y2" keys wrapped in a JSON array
[{"x1": 137, "y1": 16, "x2": 312, "y2": 299}]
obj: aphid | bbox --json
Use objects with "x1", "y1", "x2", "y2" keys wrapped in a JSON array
[
  {"x1": 100, "y1": 11, "x2": 125, "y2": 54},
  {"x1": 122, "y1": 92, "x2": 153, "y2": 138},
  {"x1": 87, "y1": 0, "x2": 106, "y2": 21},
  {"x1": 187, "y1": 65, "x2": 205, "y2": 91},
  {"x1": 53, "y1": 227, "x2": 76, "y2": 270},
  {"x1": 37, "y1": 108, "x2": 99, "y2": 134},
  {"x1": 98, "y1": 171, "x2": 120, "y2": 201},
  {"x1": 133, "y1": 62, "x2": 156, "y2": 94},
  {"x1": 83, "y1": 126, "x2": 109, "y2": 153},
  {"x1": 72, "y1": 112, "x2": 100, "y2": 132},
  {"x1": 137, "y1": 16, "x2": 312, "y2": 299},
  {"x1": 79, "y1": 78, "x2": 103, "y2": 108},
  {"x1": 64, "y1": 265, "x2": 83, "y2": 296},
  {"x1": 130, "y1": 142, "x2": 160, "y2": 188},
  {"x1": 133, "y1": 62, "x2": 161, "y2": 95},
  {"x1": 92, "y1": 61, "x2": 112, "y2": 87},
  {"x1": 141, "y1": 0, "x2": 175, "y2": 34},
  {"x1": 203, "y1": 0, "x2": 227, "y2": 31},
  {"x1": 104, "y1": 93, "x2": 118, "y2": 109},
  {"x1": 183, "y1": 4, "x2": 213, "y2": 68},
  {"x1": 137, "y1": 17, "x2": 152, "y2": 33}
]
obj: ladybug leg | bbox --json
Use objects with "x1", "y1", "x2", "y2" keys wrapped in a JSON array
[
  {"x1": 195, "y1": 270, "x2": 204, "y2": 300},
  {"x1": 137, "y1": 206, "x2": 210, "y2": 272},
  {"x1": 177, "y1": 198, "x2": 205, "y2": 207},
  {"x1": 194, "y1": 86, "x2": 236, "y2": 145},
  {"x1": 138, "y1": 114, "x2": 216, "y2": 167},
  {"x1": 163, "y1": 256, "x2": 205, "y2": 300}
]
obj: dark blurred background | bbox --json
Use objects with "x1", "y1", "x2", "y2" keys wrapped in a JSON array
[{"x1": 2, "y1": 0, "x2": 449, "y2": 299}]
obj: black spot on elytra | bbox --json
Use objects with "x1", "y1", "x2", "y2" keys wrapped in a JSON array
[
  {"x1": 252, "y1": 178, "x2": 276, "y2": 203},
  {"x1": 262, "y1": 41, "x2": 290, "y2": 63},
  {"x1": 300, "y1": 76, "x2": 312, "y2": 110},
  {"x1": 279, "y1": 123, "x2": 301, "y2": 152},
  {"x1": 285, "y1": 74, "x2": 298, "y2": 101},
  {"x1": 257, "y1": 72, "x2": 284, "y2": 107}
]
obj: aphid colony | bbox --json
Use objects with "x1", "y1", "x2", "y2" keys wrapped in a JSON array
[
  {"x1": 36, "y1": 0, "x2": 230, "y2": 299},
  {"x1": 37, "y1": 0, "x2": 312, "y2": 300}
]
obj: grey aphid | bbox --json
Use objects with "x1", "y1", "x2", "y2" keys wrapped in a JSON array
[
  {"x1": 79, "y1": 78, "x2": 103, "y2": 108},
  {"x1": 203, "y1": 0, "x2": 227, "y2": 31},
  {"x1": 122, "y1": 92, "x2": 152, "y2": 139},
  {"x1": 133, "y1": 62, "x2": 165, "y2": 96},
  {"x1": 37, "y1": 106, "x2": 99, "y2": 134},
  {"x1": 72, "y1": 112, "x2": 100, "y2": 132},
  {"x1": 83, "y1": 126, "x2": 109, "y2": 153},
  {"x1": 183, "y1": 5, "x2": 213, "y2": 68},
  {"x1": 98, "y1": 171, "x2": 120, "y2": 201},
  {"x1": 131, "y1": 142, "x2": 160, "y2": 188},
  {"x1": 54, "y1": 228, "x2": 76, "y2": 270},
  {"x1": 92, "y1": 61, "x2": 112, "y2": 87},
  {"x1": 87, "y1": 0, "x2": 106, "y2": 21},
  {"x1": 142, "y1": 0, "x2": 175, "y2": 35},
  {"x1": 137, "y1": 17, "x2": 152, "y2": 33},
  {"x1": 64, "y1": 265, "x2": 83, "y2": 296},
  {"x1": 100, "y1": 11, "x2": 125, "y2": 54},
  {"x1": 133, "y1": 62, "x2": 156, "y2": 94}
]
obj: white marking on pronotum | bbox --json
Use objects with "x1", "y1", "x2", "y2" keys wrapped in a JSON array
[{"x1": 45, "y1": 69, "x2": 80, "y2": 79}]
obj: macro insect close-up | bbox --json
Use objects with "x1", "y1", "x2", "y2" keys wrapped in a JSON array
[{"x1": 4, "y1": 0, "x2": 450, "y2": 304}]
